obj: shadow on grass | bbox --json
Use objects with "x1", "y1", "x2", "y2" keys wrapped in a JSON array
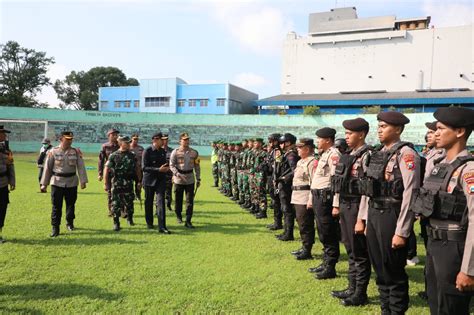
[
  {"x1": 10, "y1": 236, "x2": 147, "y2": 246},
  {"x1": 0, "y1": 282, "x2": 122, "y2": 302}
]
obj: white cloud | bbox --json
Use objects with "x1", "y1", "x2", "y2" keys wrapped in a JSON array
[
  {"x1": 210, "y1": 2, "x2": 294, "y2": 55},
  {"x1": 231, "y1": 72, "x2": 267, "y2": 89},
  {"x1": 36, "y1": 63, "x2": 70, "y2": 108},
  {"x1": 422, "y1": 0, "x2": 473, "y2": 27}
]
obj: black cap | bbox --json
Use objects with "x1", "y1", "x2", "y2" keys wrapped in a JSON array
[
  {"x1": 0, "y1": 125, "x2": 11, "y2": 133},
  {"x1": 268, "y1": 133, "x2": 281, "y2": 141},
  {"x1": 316, "y1": 127, "x2": 336, "y2": 138},
  {"x1": 61, "y1": 131, "x2": 74, "y2": 139},
  {"x1": 107, "y1": 128, "x2": 120, "y2": 136},
  {"x1": 434, "y1": 107, "x2": 474, "y2": 129},
  {"x1": 342, "y1": 118, "x2": 369, "y2": 133},
  {"x1": 161, "y1": 133, "x2": 169, "y2": 140},
  {"x1": 296, "y1": 137, "x2": 315, "y2": 148},
  {"x1": 425, "y1": 121, "x2": 437, "y2": 131},
  {"x1": 254, "y1": 138, "x2": 264, "y2": 143},
  {"x1": 278, "y1": 133, "x2": 296, "y2": 144},
  {"x1": 152, "y1": 132, "x2": 163, "y2": 139},
  {"x1": 377, "y1": 111, "x2": 410, "y2": 126}
]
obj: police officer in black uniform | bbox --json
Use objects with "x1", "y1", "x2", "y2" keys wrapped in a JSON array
[
  {"x1": 361, "y1": 111, "x2": 420, "y2": 315},
  {"x1": 142, "y1": 132, "x2": 171, "y2": 233},
  {"x1": 274, "y1": 133, "x2": 299, "y2": 241},
  {"x1": 330, "y1": 118, "x2": 371, "y2": 306},
  {"x1": 411, "y1": 107, "x2": 474, "y2": 315},
  {"x1": 267, "y1": 133, "x2": 283, "y2": 231}
]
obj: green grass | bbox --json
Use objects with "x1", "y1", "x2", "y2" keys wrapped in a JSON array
[{"x1": 0, "y1": 153, "x2": 433, "y2": 314}]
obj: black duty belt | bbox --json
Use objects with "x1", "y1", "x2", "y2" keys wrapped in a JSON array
[
  {"x1": 369, "y1": 198, "x2": 402, "y2": 209},
  {"x1": 177, "y1": 169, "x2": 193, "y2": 174},
  {"x1": 292, "y1": 185, "x2": 310, "y2": 191},
  {"x1": 52, "y1": 172, "x2": 76, "y2": 177},
  {"x1": 427, "y1": 226, "x2": 466, "y2": 242},
  {"x1": 311, "y1": 188, "x2": 331, "y2": 197},
  {"x1": 0, "y1": 171, "x2": 7, "y2": 177}
]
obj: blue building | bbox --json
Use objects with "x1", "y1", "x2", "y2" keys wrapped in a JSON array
[{"x1": 99, "y1": 78, "x2": 258, "y2": 114}]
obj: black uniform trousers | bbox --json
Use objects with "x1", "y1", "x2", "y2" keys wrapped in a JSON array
[
  {"x1": 426, "y1": 234, "x2": 472, "y2": 315},
  {"x1": 165, "y1": 176, "x2": 173, "y2": 208},
  {"x1": 51, "y1": 185, "x2": 77, "y2": 227},
  {"x1": 312, "y1": 189, "x2": 340, "y2": 266},
  {"x1": 270, "y1": 180, "x2": 282, "y2": 225},
  {"x1": 144, "y1": 180, "x2": 167, "y2": 229},
  {"x1": 295, "y1": 204, "x2": 315, "y2": 250},
  {"x1": 174, "y1": 183, "x2": 195, "y2": 223},
  {"x1": 366, "y1": 203, "x2": 409, "y2": 315},
  {"x1": 339, "y1": 197, "x2": 371, "y2": 287},
  {"x1": 0, "y1": 186, "x2": 9, "y2": 228},
  {"x1": 278, "y1": 182, "x2": 294, "y2": 234}
]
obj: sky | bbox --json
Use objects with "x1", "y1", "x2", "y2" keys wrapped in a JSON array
[{"x1": 0, "y1": 0, "x2": 472, "y2": 107}]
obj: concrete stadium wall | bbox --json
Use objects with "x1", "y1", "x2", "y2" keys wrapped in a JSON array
[{"x1": 0, "y1": 106, "x2": 463, "y2": 155}]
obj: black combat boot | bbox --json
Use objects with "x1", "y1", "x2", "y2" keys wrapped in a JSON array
[
  {"x1": 127, "y1": 213, "x2": 135, "y2": 226},
  {"x1": 256, "y1": 210, "x2": 267, "y2": 219},
  {"x1": 113, "y1": 217, "x2": 121, "y2": 231},
  {"x1": 341, "y1": 283, "x2": 368, "y2": 307},
  {"x1": 291, "y1": 247, "x2": 304, "y2": 256},
  {"x1": 50, "y1": 226, "x2": 60, "y2": 237},
  {"x1": 315, "y1": 264, "x2": 337, "y2": 280},
  {"x1": 296, "y1": 246, "x2": 313, "y2": 260},
  {"x1": 66, "y1": 222, "x2": 75, "y2": 231},
  {"x1": 277, "y1": 217, "x2": 294, "y2": 241},
  {"x1": 331, "y1": 277, "x2": 356, "y2": 299},
  {"x1": 308, "y1": 261, "x2": 327, "y2": 273}
]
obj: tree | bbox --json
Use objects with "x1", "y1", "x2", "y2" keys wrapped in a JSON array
[
  {"x1": 54, "y1": 66, "x2": 139, "y2": 110},
  {"x1": 303, "y1": 105, "x2": 320, "y2": 116},
  {"x1": 362, "y1": 105, "x2": 382, "y2": 114},
  {"x1": 0, "y1": 41, "x2": 55, "y2": 107}
]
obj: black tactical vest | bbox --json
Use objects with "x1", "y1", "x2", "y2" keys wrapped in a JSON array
[
  {"x1": 331, "y1": 147, "x2": 368, "y2": 197},
  {"x1": 361, "y1": 142, "x2": 414, "y2": 200},
  {"x1": 411, "y1": 156, "x2": 474, "y2": 225}
]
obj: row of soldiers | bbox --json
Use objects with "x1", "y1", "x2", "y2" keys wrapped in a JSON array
[{"x1": 211, "y1": 108, "x2": 474, "y2": 315}]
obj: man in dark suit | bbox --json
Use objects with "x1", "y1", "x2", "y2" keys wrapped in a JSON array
[{"x1": 142, "y1": 132, "x2": 171, "y2": 234}]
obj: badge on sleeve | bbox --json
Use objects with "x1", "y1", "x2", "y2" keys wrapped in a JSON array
[
  {"x1": 462, "y1": 172, "x2": 474, "y2": 194},
  {"x1": 403, "y1": 154, "x2": 415, "y2": 171},
  {"x1": 331, "y1": 155, "x2": 339, "y2": 165}
]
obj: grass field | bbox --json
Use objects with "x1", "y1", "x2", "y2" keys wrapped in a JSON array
[{"x1": 0, "y1": 153, "x2": 438, "y2": 314}]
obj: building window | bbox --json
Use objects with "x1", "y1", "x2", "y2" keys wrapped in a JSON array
[
  {"x1": 178, "y1": 99, "x2": 186, "y2": 107},
  {"x1": 124, "y1": 101, "x2": 131, "y2": 108},
  {"x1": 189, "y1": 99, "x2": 196, "y2": 107},
  {"x1": 145, "y1": 97, "x2": 171, "y2": 107},
  {"x1": 200, "y1": 99, "x2": 208, "y2": 107},
  {"x1": 100, "y1": 101, "x2": 108, "y2": 108},
  {"x1": 114, "y1": 101, "x2": 121, "y2": 108},
  {"x1": 133, "y1": 100, "x2": 139, "y2": 108},
  {"x1": 216, "y1": 98, "x2": 226, "y2": 106}
]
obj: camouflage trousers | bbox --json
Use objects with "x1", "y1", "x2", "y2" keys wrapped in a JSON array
[
  {"x1": 223, "y1": 167, "x2": 232, "y2": 194},
  {"x1": 230, "y1": 168, "x2": 239, "y2": 199},
  {"x1": 218, "y1": 162, "x2": 223, "y2": 186},
  {"x1": 111, "y1": 188, "x2": 135, "y2": 218},
  {"x1": 239, "y1": 172, "x2": 250, "y2": 204},
  {"x1": 244, "y1": 172, "x2": 253, "y2": 205},
  {"x1": 212, "y1": 163, "x2": 219, "y2": 186},
  {"x1": 254, "y1": 172, "x2": 267, "y2": 211}
]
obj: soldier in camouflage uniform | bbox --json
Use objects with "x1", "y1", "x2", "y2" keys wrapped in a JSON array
[
  {"x1": 98, "y1": 128, "x2": 120, "y2": 217},
  {"x1": 253, "y1": 139, "x2": 269, "y2": 219},
  {"x1": 211, "y1": 141, "x2": 219, "y2": 187},
  {"x1": 104, "y1": 136, "x2": 142, "y2": 231},
  {"x1": 0, "y1": 126, "x2": 15, "y2": 243},
  {"x1": 242, "y1": 139, "x2": 255, "y2": 210},
  {"x1": 217, "y1": 141, "x2": 225, "y2": 192},
  {"x1": 237, "y1": 139, "x2": 247, "y2": 204},
  {"x1": 230, "y1": 143, "x2": 242, "y2": 201},
  {"x1": 224, "y1": 143, "x2": 234, "y2": 197}
]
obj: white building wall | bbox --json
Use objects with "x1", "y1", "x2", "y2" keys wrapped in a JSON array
[{"x1": 282, "y1": 25, "x2": 473, "y2": 94}]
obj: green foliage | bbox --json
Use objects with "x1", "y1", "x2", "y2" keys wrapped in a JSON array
[
  {"x1": 277, "y1": 109, "x2": 287, "y2": 115},
  {"x1": 303, "y1": 106, "x2": 320, "y2": 116},
  {"x1": 362, "y1": 105, "x2": 382, "y2": 114},
  {"x1": 0, "y1": 41, "x2": 55, "y2": 107},
  {"x1": 1, "y1": 154, "x2": 431, "y2": 313},
  {"x1": 388, "y1": 106, "x2": 396, "y2": 111},
  {"x1": 54, "y1": 67, "x2": 139, "y2": 110},
  {"x1": 401, "y1": 108, "x2": 417, "y2": 113}
]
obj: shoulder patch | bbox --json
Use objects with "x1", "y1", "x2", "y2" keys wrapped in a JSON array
[
  {"x1": 463, "y1": 171, "x2": 474, "y2": 194},
  {"x1": 331, "y1": 155, "x2": 339, "y2": 165},
  {"x1": 403, "y1": 153, "x2": 416, "y2": 170}
]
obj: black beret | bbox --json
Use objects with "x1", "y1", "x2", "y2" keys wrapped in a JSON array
[
  {"x1": 425, "y1": 121, "x2": 437, "y2": 131},
  {"x1": 296, "y1": 137, "x2": 315, "y2": 148},
  {"x1": 268, "y1": 133, "x2": 281, "y2": 141},
  {"x1": 316, "y1": 127, "x2": 336, "y2": 138},
  {"x1": 152, "y1": 132, "x2": 163, "y2": 139},
  {"x1": 342, "y1": 118, "x2": 369, "y2": 132},
  {"x1": 118, "y1": 135, "x2": 132, "y2": 143},
  {"x1": 0, "y1": 125, "x2": 11, "y2": 133},
  {"x1": 377, "y1": 111, "x2": 410, "y2": 125},
  {"x1": 107, "y1": 128, "x2": 120, "y2": 135},
  {"x1": 279, "y1": 133, "x2": 296, "y2": 144},
  {"x1": 434, "y1": 107, "x2": 474, "y2": 129}
]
